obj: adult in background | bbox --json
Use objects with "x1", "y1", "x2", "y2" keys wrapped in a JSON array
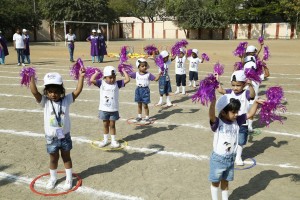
[
  {"x1": 0, "y1": 30, "x2": 9, "y2": 65},
  {"x1": 13, "y1": 28, "x2": 26, "y2": 66},
  {"x1": 86, "y1": 29, "x2": 99, "y2": 63},
  {"x1": 65, "y1": 28, "x2": 76, "y2": 62},
  {"x1": 97, "y1": 29, "x2": 107, "y2": 63},
  {"x1": 23, "y1": 29, "x2": 31, "y2": 64}
]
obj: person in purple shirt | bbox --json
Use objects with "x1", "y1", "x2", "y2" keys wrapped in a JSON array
[
  {"x1": 23, "y1": 29, "x2": 31, "y2": 64},
  {"x1": 86, "y1": 29, "x2": 99, "y2": 63},
  {"x1": 97, "y1": 29, "x2": 107, "y2": 63},
  {"x1": 129, "y1": 58, "x2": 161, "y2": 123},
  {"x1": 208, "y1": 94, "x2": 264, "y2": 200},
  {"x1": 216, "y1": 70, "x2": 255, "y2": 166},
  {"x1": 0, "y1": 30, "x2": 9, "y2": 65}
]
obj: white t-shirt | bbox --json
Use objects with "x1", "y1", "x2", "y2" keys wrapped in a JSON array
[
  {"x1": 159, "y1": 60, "x2": 171, "y2": 76},
  {"x1": 65, "y1": 33, "x2": 76, "y2": 44},
  {"x1": 175, "y1": 56, "x2": 186, "y2": 75},
  {"x1": 188, "y1": 57, "x2": 202, "y2": 72},
  {"x1": 13, "y1": 33, "x2": 25, "y2": 49},
  {"x1": 40, "y1": 94, "x2": 74, "y2": 137}
]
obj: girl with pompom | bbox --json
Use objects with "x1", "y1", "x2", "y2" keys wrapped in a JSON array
[
  {"x1": 187, "y1": 49, "x2": 204, "y2": 88},
  {"x1": 216, "y1": 70, "x2": 255, "y2": 166},
  {"x1": 90, "y1": 66, "x2": 130, "y2": 148},
  {"x1": 208, "y1": 94, "x2": 264, "y2": 200},
  {"x1": 171, "y1": 48, "x2": 187, "y2": 95},
  {"x1": 129, "y1": 58, "x2": 160, "y2": 123},
  {"x1": 29, "y1": 69, "x2": 85, "y2": 191}
]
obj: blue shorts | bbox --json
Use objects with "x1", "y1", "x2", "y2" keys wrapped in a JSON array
[
  {"x1": 238, "y1": 125, "x2": 249, "y2": 145},
  {"x1": 99, "y1": 110, "x2": 120, "y2": 121},
  {"x1": 209, "y1": 152, "x2": 235, "y2": 182},
  {"x1": 159, "y1": 76, "x2": 172, "y2": 95},
  {"x1": 135, "y1": 87, "x2": 150, "y2": 104},
  {"x1": 46, "y1": 133, "x2": 72, "y2": 154},
  {"x1": 189, "y1": 71, "x2": 198, "y2": 81}
]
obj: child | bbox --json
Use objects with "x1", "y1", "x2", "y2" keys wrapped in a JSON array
[
  {"x1": 65, "y1": 28, "x2": 76, "y2": 62},
  {"x1": 208, "y1": 94, "x2": 264, "y2": 200},
  {"x1": 129, "y1": 58, "x2": 160, "y2": 123},
  {"x1": 86, "y1": 29, "x2": 99, "y2": 63},
  {"x1": 90, "y1": 66, "x2": 130, "y2": 148},
  {"x1": 29, "y1": 69, "x2": 85, "y2": 190},
  {"x1": 156, "y1": 50, "x2": 173, "y2": 106},
  {"x1": 187, "y1": 49, "x2": 203, "y2": 88},
  {"x1": 172, "y1": 48, "x2": 187, "y2": 94},
  {"x1": 97, "y1": 29, "x2": 107, "y2": 63},
  {"x1": 23, "y1": 29, "x2": 31, "y2": 64},
  {"x1": 216, "y1": 70, "x2": 255, "y2": 166}
]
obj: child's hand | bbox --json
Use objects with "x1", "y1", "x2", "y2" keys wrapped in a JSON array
[
  {"x1": 80, "y1": 67, "x2": 86, "y2": 76},
  {"x1": 214, "y1": 73, "x2": 219, "y2": 82},
  {"x1": 256, "y1": 98, "x2": 265, "y2": 105}
]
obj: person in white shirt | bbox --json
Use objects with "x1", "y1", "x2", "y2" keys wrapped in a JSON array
[
  {"x1": 172, "y1": 48, "x2": 187, "y2": 94},
  {"x1": 12, "y1": 28, "x2": 25, "y2": 66},
  {"x1": 65, "y1": 28, "x2": 76, "y2": 62},
  {"x1": 187, "y1": 49, "x2": 203, "y2": 88}
]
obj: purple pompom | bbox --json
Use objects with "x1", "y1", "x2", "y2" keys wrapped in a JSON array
[
  {"x1": 213, "y1": 62, "x2": 224, "y2": 75},
  {"x1": 118, "y1": 63, "x2": 134, "y2": 76},
  {"x1": 171, "y1": 39, "x2": 189, "y2": 56},
  {"x1": 20, "y1": 67, "x2": 36, "y2": 87},
  {"x1": 258, "y1": 36, "x2": 264, "y2": 44},
  {"x1": 263, "y1": 46, "x2": 270, "y2": 61},
  {"x1": 244, "y1": 68, "x2": 262, "y2": 84},
  {"x1": 70, "y1": 58, "x2": 84, "y2": 80},
  {"x1": 120, "y1": 46, "x2": 128, "y2": 63},
  {"x1": 259, "y1": 86, "x2": 286, "y2": 126},
  {"x1": 233, "y1": 42, "x2": 248, "y2": 57},
  {"x1": 155, "y1": 55, "x2": 165, "y2": 72},
  {"x1": 191, "y1": 74, "x2": 219, "y2": 106},
  {"x1": 234, "y1": 62, "x2": 244, "y2": 70},
  {"x1": 187, "y1": 49, "x2": 192, "y2": 57},
  {"x1": 201, "y1": 53, "x2": 210, "y2": 61},
  {"x1": 144, "y1": 45, "x2": 158, "y2": 55},
  {"x1": 85, "y1": 67, "x2": 103, "y2": 86}
]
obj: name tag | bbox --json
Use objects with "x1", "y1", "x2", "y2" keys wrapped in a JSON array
[{"x1": 56, "y1": 128, "x2": 65, "y2": 139}]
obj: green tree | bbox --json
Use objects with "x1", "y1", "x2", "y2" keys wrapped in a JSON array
[{"x1": 279, "y1": 0, "x2": 300, "y2": 30}]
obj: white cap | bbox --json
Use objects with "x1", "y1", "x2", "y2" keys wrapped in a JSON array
[
  {"x1": 179, "y1": 48, "x2": 185, "y2": 53},
  {"x1": 22, "y1": 29, "x2": 27, "y2": 33},
  {"x1": 244, "y1": 61, "x2": 257, "y2": 70},
  {"x1": 192, "y1": 49, "x2": 198, "y2": 55},
  {"x1": 92, "y1": 29, "x2": 96, "y2": 33},
  {"x1": 103, "y1": 66, "x2": 116, "y2": 77},
  {"x1": 97, "y1": 29, "x2": 101, "y2": 33},
  {"x1": 246, "y1": 45, "x2": 257, "y2": 53},
  {"x1": 160, "y1": 50, "x2": 169, "y2": 58},
  {"x1": 136, "y1": 58, "x2": 149, "y2": 68},
  {"x1": 44, "y1": 72, "x2": 63, "y2": 86},
  {"x1": 216, "y1": 94, "x2": 231, "y2": 115},
  {"x1": 231, "y1": 70, "x2": 246, "y2": 82},
  {"x1": 244, "y1": 55, "x2": 256, "y2": 63}
]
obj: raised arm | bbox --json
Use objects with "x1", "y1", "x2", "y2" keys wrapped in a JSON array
[
  {"x1": 90, "y1": 71, "x2": 100, "y2": 86},
  {"x1": 72, "y1": 68, "x2": 85, "y2": 100},
  {"x1": 257, "y1": 43, "x2": 264, "y2": 56},
  {"x1": 215, "y1": 74, "x2": 226, "y2": 94},
  {"x1": 247, "y1": 98, "x2": 265, "y2": 119},
  {"x1": 209, "y1": 98, "x2": 217, "y2": 123},
  {"x1": 122, "y1": 70, "x2": 130, "y2": 85},
  {"x1": 30, "y1": 76, "x2": 42, "y2": 103},
  {"x1": 246, "y1": 80, "x2": 256, "y2": 99}
]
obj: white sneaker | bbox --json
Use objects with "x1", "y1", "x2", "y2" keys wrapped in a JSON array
[
  {"x1": 98, "y1": 140, "x2": 109, "y2": 147},
  {"x1": 17, "y1": 63, "x2": 21, "y2": 66},
  {"x1": 235, "y1": 159, "x2": 244, "y2": 166},
  {"x1": 111, "y1": 140, "x2": 120, "y2": 148},
  {"x1": 174, "y1": 90, "x2": 180, "y2": 94},
  {"x1": 46, "y1": 178, "x2": 57, "y2": 190},
  {"x1": 156, "y1": 101, "x2": 163, "y2": 106},
  {"x1": 22, "y1": 63, "x2": 26, "y2": 67},
  {"x1": 188, "y1": 82, "x2": 192, "y2": 87},
  {"x1": 63, "y1": 179, "x2": 73, "y2": 190},
  {"x1": 166, "y1": 102, "x2": 173, "y2": 107}
]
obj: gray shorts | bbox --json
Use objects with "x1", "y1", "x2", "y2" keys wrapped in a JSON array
[{"x1": 99, "y1": 110, "x2": 120, "y2": 121}]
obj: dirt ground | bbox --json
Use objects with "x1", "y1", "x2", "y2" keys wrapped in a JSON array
[{"x1": 0, "y1": 39, "x2": 300, "y2": 200}]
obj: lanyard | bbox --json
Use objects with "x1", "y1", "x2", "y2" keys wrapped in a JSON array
[{"x1": 50, "y1": 100, "x2": 63, "y2": 127}]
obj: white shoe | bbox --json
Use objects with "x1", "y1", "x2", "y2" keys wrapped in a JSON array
[
  {"x1": 235, "y1": 159, "x2": 244, "y2": 166},
  {"x1": 188, "y1": 82, "x2": 192, "y2": 87},
  {"x1": 17, "y1": 63, "x2": 21, "y2": 66},
  {"x1": 156, "y1": 101, "x2": 163, "y2": 106},
  {"x1": 63, "y1": 179, "x2": 73, "y2": 190},
  {"x1": 248, "y1": 126, "x2": 254, "y2": 133},
  {"x1": 166, "y1": 102, "x2": 173, "y2": 107},
  {"x1": 174, "y1": 90, "x2": 180, "y2": 94},
  {"x1": 22, "y1": 63, "x2": 26, "y2": 67},
  {"x1": 46, "y1": 178, "x2": 57, "y2": 190},
  {"x1": 111, "y1": 140, "x2": 120, "y2": 148},
  {"x1": 98, "y1": 140, "x2": 109, "y2": 147}
]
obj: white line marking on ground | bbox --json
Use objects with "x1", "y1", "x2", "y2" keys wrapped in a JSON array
[
  {"x1": 0, "y1": 172, "x2": 144, "y2": 200},
  {"x1": 0, "y1": 129, "x2": 299, "y2": 169}
]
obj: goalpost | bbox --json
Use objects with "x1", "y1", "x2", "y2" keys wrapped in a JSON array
[{"x1": 53, "y1": 20, "x2": 109, "y2": 46}]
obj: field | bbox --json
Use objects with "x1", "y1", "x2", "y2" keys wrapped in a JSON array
[{"x1": 0, "y1": 39, "x2": 299, "y2": 200}]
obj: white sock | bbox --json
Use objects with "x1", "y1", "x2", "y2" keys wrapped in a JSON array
[
  {"x1": 236, "y1": 145, "x2": 243, "y2": 161},
  {"x1": 138, "y1": 114, "x2": 142, "y2": 118},
  {"x1": 65, "y1": 168, "x2": 72, "y2": 181},
  {"x1": 49, "y1": 169, "x2": 57, "y2": 180},
  {"x1": 145, "y1": 115, "x2": 149, "y2": 119},
  {"x1": 166, "y1": 96, "x2": 171, "y2": 104},
  {"x1": 176, "y1": 86, "x2": 180, "y2": 92},
  {"x1": 158, "y1": 97, "x2": 163, "y2": 104},
  {"x1": 221, "y1": 190, "x2": 228, "y2": 200},
  {"x1": 103, "y1": 134, "x2": 109, "y2": 142},
  {"x1": 211, "y1": 185, "x2": 219, "y2": 200},
  {"x1": 193, "y1": 80, "x2": 196, "y2": 87},
  {"x1": 248, "y1": 120, "x2": 253, "y2": 128},
  {"x1": 182, "y1": 86, "x2": 185, "y2": 94},
  {"x1": 111, "y1": 135, "x2": 116, "y2": 142}
]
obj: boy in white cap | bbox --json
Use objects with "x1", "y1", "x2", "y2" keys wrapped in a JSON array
[
  {"x1": 29, "y1": 68, "x2": 86, "y2": 191},
  {"x1": 22, "y1": 29, "x2": 31, "y2": 64},
  {"x1": 216, "y1": 70, "x2": 255, "y2": 166},
  {"x1": 90, "y1": 66, "x2": 130, "y2": 148},
  {"x1": 187, "y1": 49, "x2": 204, "y2": 88},
  {"x1": 129, "y1": 58, "x2": 160, "y2": 123},
  {"x1": 208, "y1": 94, "x2": 264, "y2": 200},
  {"x1": 172, "y1": 48, "x2": 187, "y2": 94},
  {"x1": 156, "y1": 50, "x2": 173, "y2": 106},
  {"x1": 86, "y1": 29, "x2": 99, "y2": 63}
]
